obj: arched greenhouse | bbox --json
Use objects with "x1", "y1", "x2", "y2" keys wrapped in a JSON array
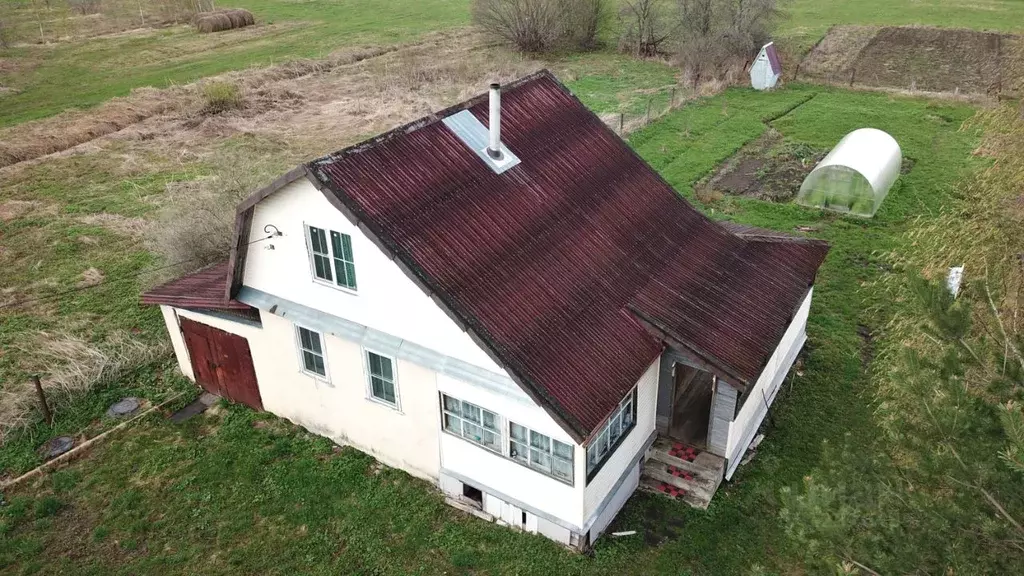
[{"x1": 796, "y1": 128, "x2": 902, "y2": 217}]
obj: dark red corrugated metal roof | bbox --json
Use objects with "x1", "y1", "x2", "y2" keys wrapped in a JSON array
[
  {"x1": 306, "y1": 71, "x2": 828, "y2": 439},
  {"x1": 141, "y1": 261, "x2": 252, "y2": 310}
]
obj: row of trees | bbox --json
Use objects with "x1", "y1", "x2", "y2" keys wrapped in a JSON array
[{"x1": 473, "y1": 0, "x2": 778, "y2": 80}]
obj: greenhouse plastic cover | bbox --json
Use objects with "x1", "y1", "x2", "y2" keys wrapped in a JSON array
[{"x1": 796, "y1": 128, "x2": 902, "y2": 217}]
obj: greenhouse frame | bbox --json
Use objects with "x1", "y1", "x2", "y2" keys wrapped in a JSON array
[{"x1": 796, "y1": 128, "x2": 902, "y2": 217}]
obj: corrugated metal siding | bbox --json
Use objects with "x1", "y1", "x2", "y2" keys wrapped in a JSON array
[{"x1": 304, "y1": 71, "x2": 827, "y2": 438}]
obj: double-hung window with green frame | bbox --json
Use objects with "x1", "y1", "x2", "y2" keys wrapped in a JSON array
[
  {"x1": 366, "y1": 351, "x2": 398, "y2": 407},
  {"x1": 297, "y1": 326, "x2": 327, "y2": 379},
  {"x1": 307, "y1": 225, "x2": 357, "y2": 290}
]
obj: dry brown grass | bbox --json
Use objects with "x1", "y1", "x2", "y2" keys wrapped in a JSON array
[
  {"x1": 75, "y1": 213, "x2": 149, "y2": 237},
  {"x1": 75, "y1": 267, "x2": 105, "y2": 288},
  {"x1": 797, "y1": 25, "x2": 878, "y2": 82},
  {"x1": 0, "y1": 37, "x2": 440, "y2": 170},
  {"x1": 0, "y1": 200, "x2": 40, "y2": 221},
  {"x1": 0, "y1": 332, "x2": 170, "y2": 441},
  {"x1": 1, "y1": 29, "x2": 541, "y2": 396}
]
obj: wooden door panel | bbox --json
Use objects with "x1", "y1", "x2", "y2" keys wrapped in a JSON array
[
  {"x1": 179, "y1": 316, "x2": 262, "y2": 410},
  {"x1": 181, "y1": 318, "x2": 221, "y2": 396}
]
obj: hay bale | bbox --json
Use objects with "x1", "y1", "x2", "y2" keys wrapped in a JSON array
[{"x1": 193, "y1": 9, "x2": 255, "y2": 34}]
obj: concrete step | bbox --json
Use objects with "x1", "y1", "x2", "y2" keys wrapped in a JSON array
[
  {"x1": 643, "y1": 462, "x2": 716, "y2": 496},
  {"x1": 647, "y1": 448, "x2": 709, "y2": 476},
  {"x1": 638, "y1": 476, "x2": 713, "y2": 510}
]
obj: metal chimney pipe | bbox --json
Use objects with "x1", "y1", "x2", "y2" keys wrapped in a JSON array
[{"x1": 488, "y1": 83, "x2": 502, "y2": 160}]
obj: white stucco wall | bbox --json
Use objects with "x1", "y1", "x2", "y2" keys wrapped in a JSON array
[
  {"x1": 256, "y1": 311, "x2": 442, "y2": 480},
  {"x1": 725, "y1": 288, "x2": 812, "y2": 479},
  {"x1": 166, "y1": 306, "x2": 441, "y2": 481},
  {"x1": 588, "y1": 461, "x2": 640, "y2": 542},
  {"x1": 160, "y1": 305, "x2": 194, "y2": 381},
  {"x1": 437, "y1": 371, "x2": 585, "y2": 529},
  {"x1": 241, "y1": 178, "x2": 504, "y2": 374},
  {"x1": 582, "y1": 359, "x2": 659, "y2": 526}
]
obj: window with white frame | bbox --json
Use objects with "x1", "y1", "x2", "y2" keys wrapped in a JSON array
[
  {"x1": 510, "y1": 422, "x2": 574, "y2": 484},
  {"x1": 307, "y1": 225, "x2": 357, "y2": 290},
  {"x1": 586, "y1": 387, "x2": 637, "y2": 480},
  {"x1": 366, "y1": 351, "x2": 397, "y2": 406},
  {"x1": 296, "y1": 326, "x2": 327, "y2": 378},
  {"x1": 441, "y1": 394, "x2": 501, "y2": 453}
]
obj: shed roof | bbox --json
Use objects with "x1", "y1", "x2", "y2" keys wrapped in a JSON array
[
  {"x1": 764, "y1": 42, "x2": 782, "y2": 75},
  {"x1": 141, "y1": 261, "x2": 252, "y2": 310}
]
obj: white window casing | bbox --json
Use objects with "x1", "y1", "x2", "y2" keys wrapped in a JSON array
[
  {"x1": 295, "y1": 325, "x2": 329, "y2": 381},
  {"x1": 305, "y1": 224, "x2": 358, "y2": 292},
  {"x1": 442, "y1": 394, "x2": 502, "y2": 454},
  {"x1": 440, "y1": 392, "x2": 575, "y2": 486},
  {"x1": 586, "y1": 387, "x2": 637, "y2": 482},
  {"x1": 364, "y1": 349, "x2": 400, "y2": 409},
  {"x1": 510, "y1": 423, "x2": 574, "y2": 484}
]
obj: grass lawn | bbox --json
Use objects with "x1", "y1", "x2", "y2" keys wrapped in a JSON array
[
  {"x1": 0, "y1": 84, "x2": 982, "y2": 574},
  {"x1": 3, "y1": 0, "x2": 1023, "y2": 127},
  {"x1": 781, "y1": 0, "x2": 1024, "y2": 50}
]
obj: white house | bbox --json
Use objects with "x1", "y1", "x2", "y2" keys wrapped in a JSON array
[{"x1": 143, "y1": 71, "x2": 828, "y2": 549}]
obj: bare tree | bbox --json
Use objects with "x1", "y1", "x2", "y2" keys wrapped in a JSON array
[
  {"x1": 618, "y1": 0, "x2": 672, "y2": 57},
  {"x1": 560, "y1": 0, "x2": 607, "y2": 51},
  {"x1": 674, "y1": 0, "x2": 778, "y2": 86},
  {"x1": 472, "y1": 0, "x2": 606, "y2": 53},
  {"x1": 677, "y1": 0, "x2": 718, "y2": 87},
  {"x1": 473, "y1": 0, "x2": 562, "y2": 52}
]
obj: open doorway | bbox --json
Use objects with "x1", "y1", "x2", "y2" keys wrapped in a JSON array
[{"x1": 669, "y1": 363, "x2": 715, "y2": 448}]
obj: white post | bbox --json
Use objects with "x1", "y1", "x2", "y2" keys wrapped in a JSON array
[{"x1": 488, "y1": 83, "x2": 502, "y2": 160}]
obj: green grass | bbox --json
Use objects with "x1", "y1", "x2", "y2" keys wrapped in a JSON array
[
  {"x1": 3, "y1": 0, "x2": 1023, "y2": 128},
  {"x1": 0, "y1": 85, "x2": 983, "y2": 574},
  {"x1": 0, "y1": 0, "x2": 471, "y2": 127},
  {"x1": 782, "y1": 0, "x2": 1024, "y2": 51}
]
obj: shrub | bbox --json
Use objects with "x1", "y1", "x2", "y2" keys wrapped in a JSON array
[
  {"x1": 200, "y1": 81, "x2": 243, "y2": 114},
  {"x1": 472, "y1": 0, "x2": 607, "y2": 53},
  {"x1": 618, "y1": 0, "x2": 672, "y2": 57}
]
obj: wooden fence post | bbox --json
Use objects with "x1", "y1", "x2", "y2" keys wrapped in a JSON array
[
  {"x1": 619, "y1": 113, "x2": 624, "y2": 134},
  {"x1": 645, "y1": 99, "x2": 651, "y2": 125},
  {"x1": 32, "y1": 375, "x2": 52, "y2": 426}
]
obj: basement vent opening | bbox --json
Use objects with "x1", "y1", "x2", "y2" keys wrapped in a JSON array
[{"x1": 462, "y1": 483, "x2": 483, "y2": 508}]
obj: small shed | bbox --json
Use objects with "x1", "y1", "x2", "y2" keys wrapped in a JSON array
[
  {"x1": 796, "y1": 128, "x2": 902, "y2": 218},
  {"x1": 750, "y1": 42, "x2": 782, "y2": 90}
]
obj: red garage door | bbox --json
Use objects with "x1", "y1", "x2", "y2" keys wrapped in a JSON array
[{"x1": 180, "y1": 317, "x2": 263, "y2": 410}]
